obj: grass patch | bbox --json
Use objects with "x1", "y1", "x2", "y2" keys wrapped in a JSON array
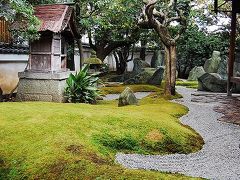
[
  {"x1": 176, "y1": 80, "x2": 198, "y2": 89},
  {"x1": 0, "y1": 86, "x2": 203, "y2": 179},
  {"x1": 100, "y1": 84, "x2": 161, "y2": 95},
  {"x1": 100, "y1": 84, "x2": 183, "y2": 100}
]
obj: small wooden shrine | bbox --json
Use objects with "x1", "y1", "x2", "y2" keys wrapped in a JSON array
[
  {"x1": 29, "y1": 4, "x2": 77, "y2": 72},
  {"x1": 17, "y1": 4, "x2": 78, "y2": 102}
]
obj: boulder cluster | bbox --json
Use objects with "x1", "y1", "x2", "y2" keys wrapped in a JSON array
[
  {"x1": 110, "y1": 57, "x2": 165, "y2": 86},
  {"x1": 188, "y1": 51, "x2": 240, "y2": 92}
]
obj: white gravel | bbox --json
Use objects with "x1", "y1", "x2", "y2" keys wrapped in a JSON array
[{"x1": 116, "y1": 86, "x2": 240, "y2": 180}]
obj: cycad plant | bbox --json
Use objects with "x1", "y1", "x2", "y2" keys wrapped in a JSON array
[{"x1": 65, "y1": 64, "x2": 99, "y2": 104}]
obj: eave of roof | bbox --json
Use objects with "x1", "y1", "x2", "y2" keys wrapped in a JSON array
[{"x1": 34, "y1": 4, "x2": 73, "y2": 33}]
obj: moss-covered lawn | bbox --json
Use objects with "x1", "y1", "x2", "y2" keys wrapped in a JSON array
[
  {"x1": 176, "y1": 80, "x2": 198, "y2": 89},
  {"x1": 0, "y1": 85, "x2": 203, "y2": 179}
]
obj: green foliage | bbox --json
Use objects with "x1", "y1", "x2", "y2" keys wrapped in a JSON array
[
  {"x1": 176, "y1": 24, "x2": 229, "y2": 78},
  {"x1": 80, "y1": 0, "x2": 142, "y2": 40},
  {"x1": 65, "y1": 64, "x2": 99, "y2": 103},
  {"x1": 0, "y1": 0, "x2": 40, "y2": 40},
  {"x1": 78, "y1": 0, "x2": 143, "y2": 60},
  {"x1": 0, "y1": 0, "x2": 59, "y2": 40}
]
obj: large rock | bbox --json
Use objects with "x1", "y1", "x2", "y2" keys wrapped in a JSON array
[
  {"x1": 132, "y1": 58, "x2": 150, "y2": 75},
  {"x1": 124, "y1": 68, "x2": 156, "y2": 84},
  {"x1": 109, "y1": 75, "x2": 124, "y2": 82},
  {"x1": 198, "y1": 73, "x2": 227, "y2": 92},
  {"x1": 124, "y1": 72, "x2": 151, "y2": 85},
  {"x1": 217, "y1": 58, "x2": 228, "y2": 80},
  {"x1": 216, "y1": 58, "x2": 240, "y2": 80},
  {"x1": 135, "y1": 68, "x2": 156, "y2": 84},
  {"x1": 118, "y1": 87, "x2": 138, "y2": 107},
  {"x1": 148, "y1": 66, "x2": 165, "y2": 85},
  {"x1": 234, "y1": 62, "x2": 240, "y2": 77},
  {"x1": 188, "y1": 66, "x2": 205, "y2": 81},
  {"x1": 204, "y1": 51, "x2": 221, "y2": 73},
  {"x1": 151, "y1": 50, "x2": 164, "y2": 68}
]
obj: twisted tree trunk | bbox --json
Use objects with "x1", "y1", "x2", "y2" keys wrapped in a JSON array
[
  {"x1": 164, "y1": 45, "x2": 176, "y2": 95},
  {"x1": 138, "y1": 0, "x2": 187, "y2": 95}
]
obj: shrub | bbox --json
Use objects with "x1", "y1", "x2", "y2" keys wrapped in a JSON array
[{"x1": 64, "y1": 64, "x2": 99, "y2": 103}]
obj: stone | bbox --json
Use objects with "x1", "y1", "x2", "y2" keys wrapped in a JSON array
[
  {"x1": 233, "y1": 84, "x2": 240, "y2": 93},
  {"x1": 16, "y1": 72, "x2": 69, "y2": 102},
  {"x1": 118, "y1": 87, "x2": 138, "y2": 107},
  {"x1": 109, "y1": 75, "x2": 124, "y2": 82},
  {"x1": 204, "y1": 51, "x2": 221, "y2": 73},
  {"x1": 124, "y1": 78, "x2": 136, "y2": 85},
  {"x1": 132, "y1": 58, "x2": 150, "y2": 75},
  {"x1": 188, "y1": 66, "x2": 205, "y2": 81},
  {"x1": 124, "y1": 68, "x2": 156, "y2": 85},
  {"x1": 217, "y1": 58, "x2": 228, "y2": 80},
  {"x1": 198, "y1": 73, "x2": 227, "y2": 92},
  {"x1": 148, "y1": 66, "x2": 165, "y2": 85},
  {"x1": 151, "y1": 50, "x2": 164, "y2": 68},
  {"x1": 135, "y1": 71, "x2": 153, "y2": 84},
  {"x1": 234, "y1": 62, "x2": 240, "y2": 77}
]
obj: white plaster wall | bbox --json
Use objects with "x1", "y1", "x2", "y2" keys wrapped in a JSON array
[
  {"x1": 0, "y1": 53, "x2": 83, "y2": 94},
  {"x1": 0, "y1": 54, "x2": 28, "y2": 94},
  {"x1": 0, "y1": 50, "x2": 154, "y2": 94}
]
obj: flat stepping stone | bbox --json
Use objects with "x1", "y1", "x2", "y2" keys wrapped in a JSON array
[{"x1": 116, "y1": 87, "x2": 240, "y2": 180}]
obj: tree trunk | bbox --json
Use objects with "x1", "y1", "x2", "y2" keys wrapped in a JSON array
[
  {"x1": 114, "y1": 47, "x2": 129, "y2": 74},
  {"x1": 96, "y1": 51, "x2": 107, "y2": 62},
  {"x1": 164, "y1": 46, "x2": 171, "y2": 95},
  {"x1": 140, "y1": 39, "x2": 147, "y2": 61},
  {"x1": 170, "y1": 45, "x2": 176, "y2": 95},
  {"x1": 0, "y1": 87, "x2": 3, "y2": 102},
  {"x1": 164, "y1": 44, "x2": 176, "y2": 96},
  {"x1": 116, "y1": 52, "x2": 127, "y2": 74},
  {"x1": 76, "y1": 38, "x2": 84, "y2": 70}
]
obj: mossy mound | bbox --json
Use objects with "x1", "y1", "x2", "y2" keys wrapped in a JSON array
[
  {"x1": 84, "y1": 57, "x2": 102, "y2": 65},
  {"x1": 0, "y1": 84, "x2": 204, "y2": 179}
]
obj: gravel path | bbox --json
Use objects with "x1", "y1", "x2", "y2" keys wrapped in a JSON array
[
  {"x1": 116, "y1": 86, "x2": 240, "y2": 180},
  {"x1": 103, "y1": 92, "x2": 152, "y2": 101}
]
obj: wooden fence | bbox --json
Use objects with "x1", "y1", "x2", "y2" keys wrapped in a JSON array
[{"x1": 0, "y1": 17, "x2": 11, "y2": 44}]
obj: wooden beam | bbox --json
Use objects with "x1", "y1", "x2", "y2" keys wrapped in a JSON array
[{"x1": 231, "y1": 77, "x2": 240, "y2": 83}]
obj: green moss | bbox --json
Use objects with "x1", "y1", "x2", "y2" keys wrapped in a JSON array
[
  {"x1": 176, "y1": 80, "x2": 198, "y2": 89},
  {"x1": 0, "y1": 86, "x2": 204, "y2": 179},
  {"x1": 100, "y1": 84, "x2": 162, "y2": 95},
  {"x1": 84, "y1": 57, "x2": 102, "y2": 64}
]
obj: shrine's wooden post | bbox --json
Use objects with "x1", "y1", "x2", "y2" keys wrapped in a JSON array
[{"x1": 227, "y1": 0, "x2": 240, "y2": 96}]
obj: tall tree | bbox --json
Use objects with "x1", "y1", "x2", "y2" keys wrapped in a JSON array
[
  {"x1": 139, "y1": 0, "x2": 190, "y2": 95},
  {"x1": 0, "y1": 0, "x2": 60, "y2": 40},
  {"x1": 80, "y1": 0, "x2": 142, "y2": 61},
  {"x1": 0, "y1": 0, "x2": 42, "y2": 40}
]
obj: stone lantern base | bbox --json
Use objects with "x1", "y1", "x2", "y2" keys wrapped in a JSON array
[{"x1": 16, "y1": 71, "x2": 71, "y2": 102}]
